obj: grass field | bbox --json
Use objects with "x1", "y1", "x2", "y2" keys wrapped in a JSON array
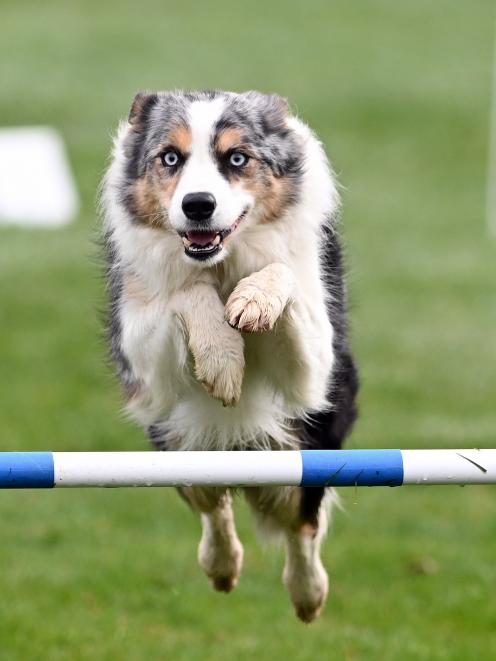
[{"x1": 1, "y1": 1, "x2": 496, "y2": 658}]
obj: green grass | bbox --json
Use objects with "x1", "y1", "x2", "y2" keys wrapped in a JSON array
[{"x1": 1, "y1": 0, "x2": 496, "y2": 658}]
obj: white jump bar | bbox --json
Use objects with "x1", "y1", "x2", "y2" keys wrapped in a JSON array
[{"x1": 0, "y1": 449, "x2": 496, "y2": 489}]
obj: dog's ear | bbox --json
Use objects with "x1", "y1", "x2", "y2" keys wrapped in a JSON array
[
  {"x1": 265, "y1": 93, "x2": 289, "y2": 116},
  {"x1": 241, "y1": 91, "x2": 290, "y2": 131},
  {"x1": 128, "y1": 92, "x2": 159, "y2": 132},
  {"x1": 242, "y1": 91, "x2": 289, "y2": 112}
]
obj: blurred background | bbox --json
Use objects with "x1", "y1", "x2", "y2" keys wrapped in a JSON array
[{"x1": 1, "y1": 0, "x2": 495, "y2": 658}]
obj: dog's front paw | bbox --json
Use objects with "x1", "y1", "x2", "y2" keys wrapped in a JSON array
[
  {"x1": 225, "y1": 286, "x2": 281, "y2": 332},
  {"x1": 225, "y1": 266, "x2": 292, "y2": 333},
  {"x1": 197, "y1": 355, "x2": 243, "y2": 407},
  {"x1": 194, "y1": 331, "x2": 245, "y2": 406}
]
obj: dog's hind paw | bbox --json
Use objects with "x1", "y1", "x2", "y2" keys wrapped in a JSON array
[
  {"x1": 199, "y1": 533, "x2": 244, "y2": 593},
  {"x1": 283, "y1": 558, "x2": 329, "y2": 623}
]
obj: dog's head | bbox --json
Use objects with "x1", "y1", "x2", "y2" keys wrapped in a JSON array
[{"x1": 121, "y1": 90, "x2": 304, "y2": 264}]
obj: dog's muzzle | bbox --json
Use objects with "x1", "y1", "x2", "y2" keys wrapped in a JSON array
[{"x1": 179, "y1": 207, "x2": 249, "y2": 261}]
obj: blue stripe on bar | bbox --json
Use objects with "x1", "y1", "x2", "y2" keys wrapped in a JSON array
[
  {"x1": 0, "y1": 452, "x2": 55, "y2": 488},
  {"x1": 300, "y1": 450, "x2": 404, "y2": 487}
]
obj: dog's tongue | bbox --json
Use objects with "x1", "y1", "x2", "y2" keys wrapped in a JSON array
[{"x1": 186, "y1": 230, "x2": 218, "y2": 246}]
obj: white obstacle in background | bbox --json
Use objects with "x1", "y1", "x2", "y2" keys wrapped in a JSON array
[{"x1": 0, "y1": 127, "x2": 79, "y2": 227}]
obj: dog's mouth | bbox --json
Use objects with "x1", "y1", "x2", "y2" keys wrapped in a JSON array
[{"x1": 180, "y1": 209, "x2": 248, "y2": 261}]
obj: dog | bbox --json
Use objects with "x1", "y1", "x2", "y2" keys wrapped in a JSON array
[{"x1": 101, "y1": 90, "x2": 358, "y2": 622}]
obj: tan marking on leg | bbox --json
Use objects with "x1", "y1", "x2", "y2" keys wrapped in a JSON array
[{"x1": 180, "y1": 487, "x2": 244, "y2": 592}]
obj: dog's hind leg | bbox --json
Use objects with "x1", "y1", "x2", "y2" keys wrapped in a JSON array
[
  {"x1": 179, "y1": 486, "x2": 243, "y2": 593},
  {"x1": 283, "y1": 503, "x2": 330, "y2": 623},
  {"x1": 244, "y1": 486, "x2": 331, "y2": 622}
]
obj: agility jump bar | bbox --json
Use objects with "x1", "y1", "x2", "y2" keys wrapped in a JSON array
[{"x1": 0, "y1": 450, "x2": 495, "y2": 489}]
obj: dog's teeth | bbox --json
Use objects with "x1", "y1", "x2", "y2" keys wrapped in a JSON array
[{"x1": 181, "y1": 231, "x2": 225, "y2": 258}]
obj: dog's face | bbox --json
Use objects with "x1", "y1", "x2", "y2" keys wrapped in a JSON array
[{"x1": 122, "y1": 91, "x2": 304, "y2": 264}]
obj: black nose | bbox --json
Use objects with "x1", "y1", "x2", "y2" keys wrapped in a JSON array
[{"x1": 182, "y1": 192, "x2": 216, "y2": 222}]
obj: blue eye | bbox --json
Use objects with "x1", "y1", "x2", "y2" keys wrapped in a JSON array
[
  {"x1": 162, "y1": 151, "x2": 179, "y2": 167},
  {"x1": 229, "y1": 152, "x2": 248, "y2": 168}
]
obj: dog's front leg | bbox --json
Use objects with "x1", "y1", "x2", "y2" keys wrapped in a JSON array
[
  {"x1": 225, "y1": 262, "x2": 294, "y2": 332},
  {"x1": 176, "y1": 283, "x2": 245, "y2": 406},
  {"x1": 225, "y1": 261, "x2": 333, "y2": 410}
]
